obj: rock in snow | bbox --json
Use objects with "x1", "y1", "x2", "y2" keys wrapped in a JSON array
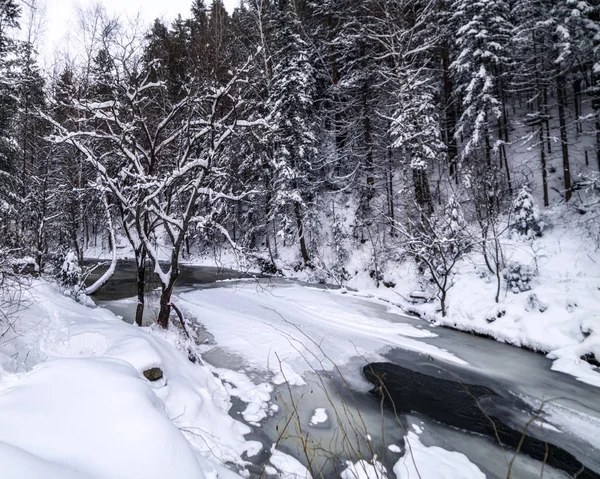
[{"x1": 143, "y1": 366, "x2": 164, "y2": 381}]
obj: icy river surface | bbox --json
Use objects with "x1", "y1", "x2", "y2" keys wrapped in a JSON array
[{"x1": 91, "y1": 263, "x2": 600, "y2": 479}]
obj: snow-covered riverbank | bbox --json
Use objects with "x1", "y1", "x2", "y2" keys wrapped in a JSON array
[
  {"x1": 344, "y1": 205, "x2": 600, "y2": 389},
  {"x1": 0, "y1": 280, "x2": 497, "y2": 479},
  {"x1": 0, "y1": 282, "x2": 262, "y2": 479},
  {"x1": 85, "y1": 203, "x2": 600, "y2": 390},
  {"x1": 1, "y1": 276, "x2": 599, "y2": 478}
]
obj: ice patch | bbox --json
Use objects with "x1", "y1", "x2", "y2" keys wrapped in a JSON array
[
  {"x1": 394, "y1": 432, "x2": 486, "y2": 479},
  {"x1": 341, "y1": 457, "x2": 388, "y2": 479},
  {"x1": 268, "y1": 446, "x2": 311, "y2": 478},
  {"x1": 212, "y1": 367, "x2": 274, "y2": 425},
  {"x1": 309, "y1": 407, "x2": 328, "y2": 426}
]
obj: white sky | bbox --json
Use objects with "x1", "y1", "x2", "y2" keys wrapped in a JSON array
[{"x1": 23, "y1": 0, "x2": 239, "y2": 63}]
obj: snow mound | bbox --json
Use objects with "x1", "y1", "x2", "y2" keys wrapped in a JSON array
[
  {"x1": 0, "y1": 281, "x2": 263, "y2": 478},
  {"x1": 268, "y1": 446, "x2": 311, "y2": 479},
  {"x1": 0, "y1": 358, "x2": 205, "y2": 479}
]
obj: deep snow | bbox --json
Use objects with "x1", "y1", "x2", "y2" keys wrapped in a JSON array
[
  {"x1": 0, "y1": 282, "x2": 260, "y2": 479},
  {"x1": 2, "y1": 271, "x2": 600, "y2": 478}
]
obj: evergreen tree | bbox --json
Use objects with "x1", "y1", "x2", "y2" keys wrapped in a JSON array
[
  {"x1": 451, "y1": 0, "x2": 513, "y2": 167},
  {"x1": 511, "y1": 0, "x2": 554, "y2": 206},
  {"x1": 512, "y1": 185, "x2": 542, "y2": 239},
  {"x1": 0, "y1": 0, "x2": 20, "y2": 249},
  {"x1": 268, "y1": 0, "x2": 318, "y2": 265},
  {"x1": 0, "y1": 0, "x2": 19, "y2": 173}
]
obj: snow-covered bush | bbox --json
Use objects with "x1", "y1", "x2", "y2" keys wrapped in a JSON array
[
  {"x1": 54, "y1": 251, "x2": 82, "y2": 296},
  {"x1": 511, "y1": 185, "x2": 543, "y2": 238},
  {"x1": 526, "y1": 293, "x2": 548, "y2": 313},
  {"x1": 400, "y1": 197, "x2": 472, "y2": 316},
  {"x1": 503, "y1": 262, "x2": 534, "y2": 294},
  {"x1": 313, "y1": 215, "x2": 351, "y2": 286},
  {"x1": 0, "y1": 249, "x2": 30, "y2": 331},
  {"x1": 485, "y1": 306, "x2": 506, "y2": 323}
]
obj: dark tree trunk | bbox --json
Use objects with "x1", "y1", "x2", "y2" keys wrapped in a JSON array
[
  {"x1": 597, "y1": 117, "x2": 600, "y2": 171},
  {"x1": 440, "y1": 289, "x2": 447, "y2": 317},
  {"x1": 573, "y1": 77, "x2": 582, "y2": 135},
  {"x1": 556, "y1": 74, "x2": 572, "y2": 202},
  {"x1": 539, "y1": 122, "x2": 549, "y2": 207},
  {"x1": 387, "y1": 146, "x2": 395, "y2": 232},
  {"x1": 135, "y1": 249, "x2": 147, "y2": 327},
  {"x1": 412, "y1": 167, "x2": 433, "y2": 215},
  {"x1": 593, "y1": 72, "x2": 600, "y2": 170},
  {"x1": 484, "y1": 119, "x2": 492, "y2": 167},
  {"x1": 157, "y1": 285, "x2": 173, "y2": 330},
  {"x1": 544, "y1": 87, "x2": 552, "y2": 154},
  {"x1": 362, "y1": 86, "x2": 375, "y2": 200},
  {"x1": 441, "y1": 44, "x2": 458, "y2": 178},
  {"x1": 264, "y1": 185, "x2": 278, "y2": 270},
  {"x1": 497, "y1": 119, "x2": 512, "y2": 194},
  {"x1": 156, "y1": 250, "x2": 180, "y2": 329},
  {"x1": 295, "y1": 201, "x2": 310, "y2": 265},
  {"x1": 532, "y1": 37, "x2": 549, "y2": 205}
]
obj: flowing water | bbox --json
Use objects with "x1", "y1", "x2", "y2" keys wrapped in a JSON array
[{"x1": 88, "y1": 263, "x2": 600, "y2": 479}]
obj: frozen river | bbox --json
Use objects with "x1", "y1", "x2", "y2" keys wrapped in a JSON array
[{"x1": 91, "y1": 263, "x2": 600, "y2": 478}]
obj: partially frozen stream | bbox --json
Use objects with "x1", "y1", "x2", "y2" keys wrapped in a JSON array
[{"x1": 90, "y1": 263, "x2": 600, "y2": 478}]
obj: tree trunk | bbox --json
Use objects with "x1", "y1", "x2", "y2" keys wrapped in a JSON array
[
  {"x1": 264, "y1": 188, "x2": 278, "y2": 270},
  {"x1": 387, "y1": 146, "x2": 395, "y2": 233},
  {"x1": 295, "y1": 202, "x2": 310, "y2": 265},
  {"x1": 556, "y1": 74, "x2": 571, "y2": 202},
  {"x1": 593, "y1": 72, "x2": 600, "y2": 170},
  {"x1": 539, "y1": 122, "x2": 549, "y2": 207},
  {"x1": 135, "y1": 249, "x2": 147, "y2": 327},
  {"x1": 441, "y1": 43, "x2": 458, "y2": 178},
  {"x1": 84, "y1": 194, "x2": 117, "y2": 295},
  {"x1": 156, "y1": 249, "x2": 180, "y2": 329},
  {"x1": 497, "y1": 119, "x2": 512, "y2": 194},
  {"x1": 532, "y1": 37, "x2": 549, "y2": 205},
  {"x1": 484, "y1": 119, "x2": 492, "y2": 167},
  {"x1": 157, "y1": 285, "x2": 173, "y2": 330},
  {"x1": 363, "y1": 87, "x2": 375, "y2": 201},
  {"x1": 543, "y1": 87, "x2": 552, "y2": 154},
  {"x1": 573, "y1": 78, "x2": 582, "y2": 135},
  {"x1": 412, "y1": 167, "x2": 433, "y2": 215},
  {"x1": 440, "y1": 289, "x2": 447, "y2": 317}
]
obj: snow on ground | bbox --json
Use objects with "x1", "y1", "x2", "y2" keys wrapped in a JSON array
[
  {"x1": 0, "y1": 281, "x2": 262, "y2": 479},
  {"x1": 0, "y1": 358, "x2": 203, "y2": 479},
  {"x1": 2, "y1": 280, "x2": 475, "y2": 479},
  {"x1": 177, "y1": 281, "x2": 466, "y2": 388},
  {"x1": 392, "y1": 426, "x2": 486, "y2": 479}
]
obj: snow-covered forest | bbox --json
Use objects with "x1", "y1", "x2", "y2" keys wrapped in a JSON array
[{"x1": 1, "y1": 0, "x2": 600, "y2": 478}]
